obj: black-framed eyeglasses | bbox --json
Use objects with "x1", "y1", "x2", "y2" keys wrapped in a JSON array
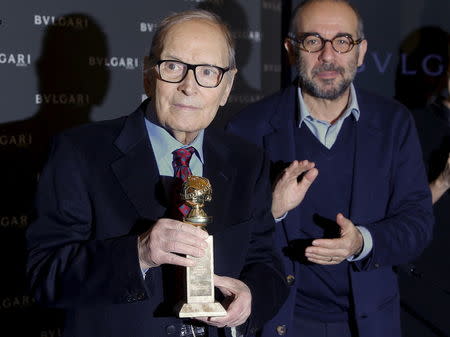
[
  {"x1": 156, "y1": 60, "x2": 230, "y2": 88},
  {"x1": 288, "y1": 33, "x2": 363, "y2": 54}
]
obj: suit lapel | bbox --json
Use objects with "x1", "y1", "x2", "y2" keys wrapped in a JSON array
[
  {"x1": 263, "y1": 85, "x2": 301, "y2": 241},
  {"x1": 202, "y1": 130, "x2": 235, "y2": 235},
  {"x1": 264, "y1": 85, "x2": 298, "y2": 164},
  {"x1": 111, "y1": 102, "x2": 165, "y2": 220},
  {"x1": 349, "y1": 92, "x2": 385, "y2": 222}
]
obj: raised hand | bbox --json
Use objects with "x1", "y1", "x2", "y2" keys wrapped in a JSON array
[{"x1": 271, "y1": 160, "x2": 318, "y2": 218}]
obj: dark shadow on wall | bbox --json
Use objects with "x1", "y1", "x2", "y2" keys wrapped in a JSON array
[
  {"x1": 197, "y1": 0, "x2": 263, "y2": 127},
  {"x1": 0, "y1": 13, "x2": 109, "y2": 336},
  {"x1": 395, "y1": 26, "x2": 449, "y2": 109}
]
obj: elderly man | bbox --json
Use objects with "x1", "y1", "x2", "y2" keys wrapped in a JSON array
[
  {"x1": 228, "y1": 1, "x2": 433, "y2": 337},
  {"x1": 26, "y1": 10, "x2": 287, "y2": 337}
]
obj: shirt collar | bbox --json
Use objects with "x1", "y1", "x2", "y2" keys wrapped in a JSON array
[
  {"x1": 297, "y1": 83, "x2": 360, "y2": 127},
  {"x1": 144, "y1": 104, "x2": 205, "y2": 164}
]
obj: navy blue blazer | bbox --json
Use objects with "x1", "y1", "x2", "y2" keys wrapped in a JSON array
[
  {"x1": 228, "y1": 85, "x2": 434, "y2": 337},
  {"x1": 26, "y1": 100, "x2": 288, "y2": 337}
]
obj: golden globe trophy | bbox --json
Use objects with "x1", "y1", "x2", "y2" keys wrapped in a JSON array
[{"x1": 178, "y1": 176, "x2": 227, "y2": 318}]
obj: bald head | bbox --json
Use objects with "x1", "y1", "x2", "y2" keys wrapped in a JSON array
[{"x1": 289, "y1": 0, "x2": 364, "y2": 40}]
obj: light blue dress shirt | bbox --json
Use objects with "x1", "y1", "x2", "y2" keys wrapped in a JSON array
[
  {"x1": 295, "y1": 84, "x2": 373, "y2": 261},
  {"x1": 298, "y1": 84, "x2": 360, "y2": 149},
  {"x1": 144, "y1": 117, "x2": 204, "y2": 177}
]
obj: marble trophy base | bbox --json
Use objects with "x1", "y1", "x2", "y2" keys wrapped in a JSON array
[{"x1": 178, "y1": 236, "x2": 226, "y2": 318}]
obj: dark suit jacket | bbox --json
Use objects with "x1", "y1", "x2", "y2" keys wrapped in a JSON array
[
  {"x1": 228, "y1": 85, "x2": 434, "y2": 337},
  {"x1": 26, "y1": 100, "x2": 288, "y2": 337}
]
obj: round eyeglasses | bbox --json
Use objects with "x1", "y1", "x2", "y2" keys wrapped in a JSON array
[
  {"x1": 288, "y1": 33, "x2": 363, "y2": 54},
  {"x1": 156, "y1": 60, "x2": 230, "y2": 88}
]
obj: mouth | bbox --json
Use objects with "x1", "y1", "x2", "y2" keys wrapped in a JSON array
[
  {"x1": 172, "y1": 103, "x2": 200, "y2": 111},
  {"x1": 313, "y1": 65, "x2": 344, "y2": 80},
  {"x1": 316, "y1": 71, "x2": 340, "y2": 80}
]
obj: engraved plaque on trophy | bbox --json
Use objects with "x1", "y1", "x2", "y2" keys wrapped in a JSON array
[{"x1": 178, "y1": 176, "x2": 227, "y2": 318}]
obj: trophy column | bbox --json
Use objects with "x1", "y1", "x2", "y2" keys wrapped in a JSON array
[{"x1": 178, "y1": 176, "x2": 226, "y2": 318}]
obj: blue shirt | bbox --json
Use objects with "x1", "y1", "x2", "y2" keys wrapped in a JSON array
[
  {"x1": 144, "y1": 108, "x2": 204, "y2": 177},
  {"x1": 298, "y1": 84, "x2": 360, "y2": 149}
]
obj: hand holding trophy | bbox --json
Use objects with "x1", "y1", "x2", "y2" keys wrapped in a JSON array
[{"x1": 178, "y1": 176, "x2": 227, "y2": 318}]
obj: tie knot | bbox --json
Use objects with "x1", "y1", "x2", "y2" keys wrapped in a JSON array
[{"x1": 172, "y1": 146, "x2": 195, "y2": 169}]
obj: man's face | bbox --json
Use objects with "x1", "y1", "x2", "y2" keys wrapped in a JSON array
[
  {"x1": 287, "y1": 1, "x2": 367, "y2": 100},
  {"x1": 147, "y1": 19, "x2": 235, "y2": 141}
]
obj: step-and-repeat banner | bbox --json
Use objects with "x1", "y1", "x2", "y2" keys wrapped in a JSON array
[{"x1": 0, "y1": 0, "x2": 449, "y2": 336}]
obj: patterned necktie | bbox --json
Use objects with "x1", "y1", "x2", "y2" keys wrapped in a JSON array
[{"x1": 172, "y1": 147, "x2": 195, "y2": 217}]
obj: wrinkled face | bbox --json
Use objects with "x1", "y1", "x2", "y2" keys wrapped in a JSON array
[
  {"x1": 147, "y1": 19, "x2": 235, "y2": 140},
  {"x1": 287, "y1": 1, "x2": 367, "y2": 100}
]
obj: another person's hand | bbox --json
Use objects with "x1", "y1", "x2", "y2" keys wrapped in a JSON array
[
  {"x1": 271, "y1": 160, "x2": 318, "y2": 219},
  {"x1": 137, "y1": 218, "x2": 208, "y2": 269},
  {"x1": 430, "y1": 153, "x2": 450, "y2": 204},
  {"x1": 195, "y1": 275, "x2": 252, "y2": 328},
  {"x1": 305, "y1": 213, "x2": 363, "y2": 264}
]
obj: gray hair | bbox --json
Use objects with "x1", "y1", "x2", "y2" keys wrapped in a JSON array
[
  {"x1": 289, "y1": 0, "x2": 365, "y2": 39},
  {"x1": 149, "y1": 9, "x2": 236, "y2": 69}
]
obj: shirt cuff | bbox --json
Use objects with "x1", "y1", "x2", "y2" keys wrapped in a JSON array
[
  {"x1": 274, "y1": 212, "x2": 288, "y2": 223},
  {"x1": 347, "y1": 226, "x2": 373, "y2": 262}
]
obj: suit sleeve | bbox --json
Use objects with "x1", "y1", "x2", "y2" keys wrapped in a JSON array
[
  {"x1": 239, "y1": 151, "x2": 289, "y2": 334},
  {"x1": 26, "y1": 134, "x2": 148, "y2": 308},
  {"x1": 359, "y1": 111, "x2": 434, "y2": 271}
]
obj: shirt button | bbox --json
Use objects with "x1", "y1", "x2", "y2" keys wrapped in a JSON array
[
  {"x1": 286, "y1": 275, "x2": 295, "y2": 286},
  {"x1": 276, "y1": 325, "x2": 286, "y2": 335},
  {"x1": 166, "y1": 325, "x2": 176, "y2": 335}
]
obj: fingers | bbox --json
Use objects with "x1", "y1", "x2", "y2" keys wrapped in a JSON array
[
  {"x1": 305, "y1": 213, "x2": 363, "y2": 264},
  {"x1": 304, "y1": 246, "x2": 347, "y2": 265},
  {"x1": 195, "y1": 276, "x2": 252, "y2": 327},
  {"x1": 283, "y1": 160, "x2": 316, "y2": 180},
  {"x1": 335, "y1": 213, "x2": 352, "y2": 231},
  {"x1": 138, "y1": 219, "x2": 209, "y2": 268}
]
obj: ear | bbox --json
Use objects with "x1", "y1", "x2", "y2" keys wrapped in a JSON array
[
  {"x1": 284, "y1": 38, "x2": 297, "y2": 66},
  {"x1": 357, "y1": 39, "x2": 368, "y2": 67},
  {"x1": 219, "y1": 68, "x2": 237, "y2": 107},
  {"x1": 143, "y1": 56, "x2": 155, "y2": 97}
]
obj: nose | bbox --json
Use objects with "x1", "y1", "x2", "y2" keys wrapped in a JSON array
[
  {"x1": 177, "y1": 69, "x2": 198, "y2": 95},
  {"x1": 318, "y1": 40, "x2": 335, "y2": 63}
]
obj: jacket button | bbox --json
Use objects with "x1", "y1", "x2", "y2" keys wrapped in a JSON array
[
  {"x1": 137, "y1": 292, "x2": 145, "y2": 300},
  {"x1": 286, "y1": 274, "x2": 295, "y2": 286},
  {"x1": 126, "y1": 295, "x2": 135, "y2": 303},
  {"x1": 166, "y1": 325, "x2": 176, "y2": 335},
  {"x1": 276, "y1": 325, "x2": 286, "y2": 335}
]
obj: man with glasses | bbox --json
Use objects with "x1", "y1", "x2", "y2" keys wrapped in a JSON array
[
  {"x1": 27, "y1": 10, "x2": 287, "y2": 337},
  {"x1": 228, "y1": 1, "x2": 433, "y2": 337}
]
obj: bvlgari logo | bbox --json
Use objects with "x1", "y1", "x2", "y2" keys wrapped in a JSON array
[
  {"x1": 41, "y1": 328, "x2": 62, "y2": 337},
  {"x1": 0, "y1": 134, "x2": 32, "y2": 147},
  {"x1": 35, "y1": 93, "x2": 90, "y2": 105},
  {"x1": 0, "y1": 215, "x2": 28, "y2": 229},
  {"x1": 262, "y1": 0, "x2": 282, "y2": 11},
  {"x1": 228, "y1": 93, "x2": 264, "y2": 104},
  {"x1": 0, "y1": 296, "x2": 35, "y2": 310},
  {"x1": 264, "y1": 63, "x2": 281, "y2": 72},
  {"x1": 89, "y1": 56, "x2": 139, "y2": 70},
  {"x1": 232, "y1": 30, "x2": 261, "y2": 42},
  {"x1": 34, "y1": 15, "x2": 89, "y2": 29},
  {"x1": 0, "y1": 53, "x2": 31, "y2": 67},
  {"x1": 140, "y1": 22, "x2": 157, "y2": 33}
]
